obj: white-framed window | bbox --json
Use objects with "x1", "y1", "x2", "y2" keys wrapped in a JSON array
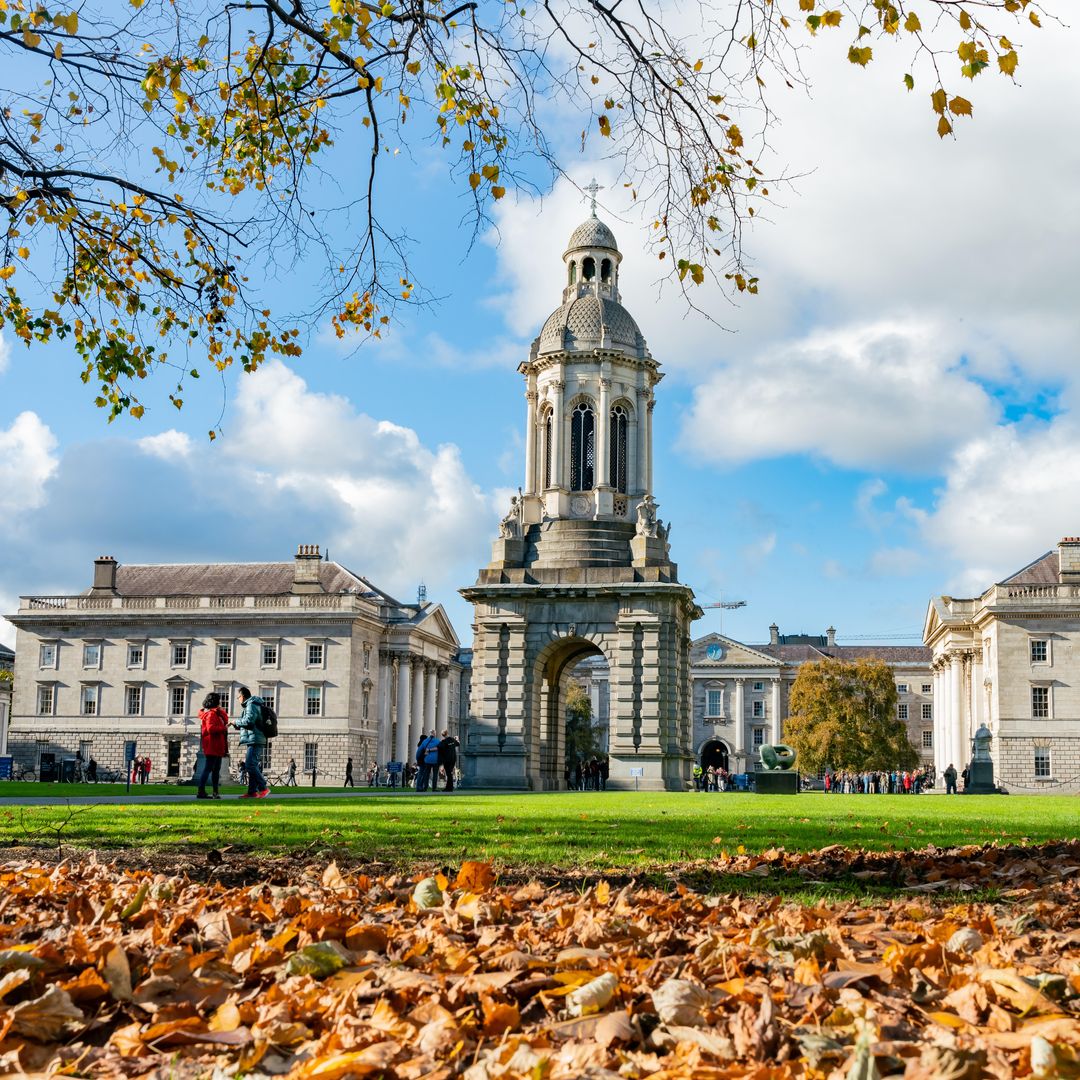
[
  {"x1": 305, "y1": 685, "x2": 323, "y2": 716},
  {"x1": 214, "y1": 683, "x2": 233, "y2": 715},
  {"x1": 38, "y1": 642, "x2": 57, "y2": 669},
  {"x1": 306, "y1": 642, "x2": 325, "y2": 668},
  {"x1": 1030, "y1": 639, "x2": 1050, "y2": 664},
  {"x1": 37, "y1": 683, "x2": 55, "y2": 716},
  {"x1": 1034, "y1": 746, "x2": 1051, "y2": 778},
  {"x1": 752, "y1": 699, "x2": 764, "y2": 718},
  {"x1": 169, "y1": 685, "x2": 187, "y2": 717},
  {"x1": 81, "y1": 684, "x2": 99, "y2": 716},
  {"x1": 78, "y1": 740, "x2": 93, "y2": 763},
  {"x1": 921, "y1": 729, "x2": 933, "y2": 749},
  {"x1": 706, "y1": 688, "x2": 723, "y2": 717},
  {"x1": 896, "y1": 683, "x2": 909, "y2": 694},
  {"x1": 897, "y1": 703, "x2": 909, "y2": 721},
  {"x1": 922, "y1": 703, "x2": 933, "y2": 721},
  {"x1": 752, "y1": 681, "x2": 764, "y2": 692},
  {"x1": 171, "y1": 641, "x2": 190, "y2": 668},
  {"x1": 1032, "y1": 685, "x2": 1051, "y2": 719},
  {"x1": 261, "y1": 641, "x2": 279, "y2": 668},
  {"x1": 752, "y1": 727, "x2": 765, "y2": 747},
  {"x1": 258, "y1": 685, "x2": 277, "y2": 713},
  {"x1": 125, "y1": 685, "x2": 143, "y2": 716},
  {"x1": 216, "y1": 641, "x2": 234, "y2": 668},
  {"x1": 127, "y1": 642, "x2": 145, "y2": 668},
  {"x1": 363, "y1": 643, "x2": 372, "y2": 672},
  {"x1": 304, "y1": 742, "x2": 318, "y2": 773},
  {"x1": 362, "y1": 688, "x2": 370, "y2": 721},
  {"x1": 922, "y1": 683, "x2": 932, "y2": 694},
  {"x1": 83, "y1": 642, "x2": 101, "y2": 669},
  {"x1": 261, "y1": 741, "x2": 273, "y2": 772}
]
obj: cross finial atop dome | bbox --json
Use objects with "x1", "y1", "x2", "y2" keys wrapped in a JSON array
[{"x1": 583, "y1": 177, "x2": 603, "y2": 217}]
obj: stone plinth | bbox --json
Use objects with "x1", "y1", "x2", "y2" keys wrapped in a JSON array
[
  {"x1": 963, "y1": 759, "x2": 999, "y2": 794},
  {"x1": 755, "y1": 770, "x2": 799, "y2": 795}
]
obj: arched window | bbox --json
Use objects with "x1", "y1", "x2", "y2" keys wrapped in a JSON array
[
  {"x1": 582, "y1": 256, "x2": 596, "y2": 281},
  {"x1": 609, "y1": 404, "x2": 629, "y2": 493},
  {"x1": 570, "y1": 401, "x2": 595, "y2": 491},
  {"x1": 601, "y1": 258, "x2": 611, "y2": 282},
  {"x1": 568, "y1": 261, "x2": 577, "y2": 285},
  {"x1": 542, "y1": 409, "x2": 553, "y2": 489}
]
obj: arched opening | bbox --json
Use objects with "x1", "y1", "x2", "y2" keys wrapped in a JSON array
[
  {"x1": 568, "y1": 261, "x2": 577, "y2": 285},
  {"x1": 582, "y1": 256, "x2": 596, "y2": 281},
  {"x1": 609, "y1": 403, "x2": 629, "y2": 493},
  {"x1": 541, "y1": 408, "x2": 553, "y2": 489},
  {"x1": 527, "y1": 636, "x2": 610, "y2": 790},
  {"x1": 600, "y1": 258, "x2": 611, "y2": 282},
  {"x1": 570, "y1": 401, "x2": 595, "y2": 491},
  {"x1": 700, "y1": 739, "x2": 729, "y2": 771}
]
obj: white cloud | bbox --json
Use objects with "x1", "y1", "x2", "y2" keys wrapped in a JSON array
[
  {"x1": 0, "y1": 411, "x2": 58, "y2": 518},
  {"x1": 680, "y1": 320, "x2": 997, "y2": 472},
  {"x1": 868, "y1": 547, "x2": 923, "y2": 578},
  {"x1": 137, "y1": 430, "x2": 194, "y2": 460}
]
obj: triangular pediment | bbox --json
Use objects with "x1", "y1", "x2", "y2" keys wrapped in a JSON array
[
  {"x1": 416, "y1": 603, "x2": 461, "y2": 649},
  {"x1": 690, "y1": 632, "x2": 782, "y2": 668}
]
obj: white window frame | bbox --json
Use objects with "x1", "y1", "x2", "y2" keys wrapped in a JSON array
[
  {"x1": 363, "y1": 642, "x2": 372, "y2": 673},
  {"x1": 1031, "y1": 684, "x2": 1052, "y2": 719},
  {"x1": 752, "y1": 681, "x2": 764, "y2": 692},
  {"x1": 171, "y1": 640, "x2": 190, "y2": 669},
  {"x1": 1030, "y1": 638, "x2": 1051, "y2": 665},
  {"x1": 303, "y1": 741, "x2": 319, "y2": 773},
  {"x1": 921, "y1": 729, "x2": 933, "y2": 749},
  {"x1": 897, "y1": 703, "x2": 909, "y2": 721},
  {"x1": 127, "y1": 641, "x2": 146, "y2": 669},
  {"x1": 258, "y1": 684, "x2": 278, "y2": 713},
  {"x1": 125, "y1": 684, "x2": 143, "y2": 717},
  {"x1": 921, "y1": 683, "x2": 932, "y2": 694},
  {"x1": 1034, "y1": 746, "x2": 1052, "y2": 779},
  {"x1": 305, "y1": 683, "x2": 324, "y2": 717},
  {"x1": 896, "y1": 682, "x2": 909, "y2": 694},
  {"x1": 82, "y1": 641, "x2": 102, "y2": 670},
  {"x1": 362, "y1": 687, "x2": 370, "y2": 721},
  {"x1": 215, "y1": 640, "x2": 235, "y2": 669},
  {"x1": 752, "y1": 699, "x2": 764, "y2": 718},
  {"x1": 214, "y1": 683, "x2": 233, "y2": 716},
  {"x1": 260, "y1": 640, "x2": 280, "y2": 669},
  {"x1": 705, "y1": 688, "x2": 723, "y2": 718},
  {"x1": 169, "y1": 684, "x2": 188, "y2": 718},
  {"x1": 37, "y1": 682, "x2": 56, "y2": 716},
  {"x1": 306, "y1": 640, "x2": 325, "y2": 669},
  {"x1": 752, "y1": 727, "x2": 765, "y2": 747},
  {"x1": 38, "y1": 641, "x2": 58, "y2": 670},
  {"x1": 80, "y1": 683, "x2": 101, "y2": 716},
  {"x1": 921, "y1": 703, "x2": 933, "y2": 721}
]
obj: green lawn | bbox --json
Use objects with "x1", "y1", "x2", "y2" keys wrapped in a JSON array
[
  {"x1": 2, "y1": 791, "x2": 1077, "y2": 871},
  {"x1": 0, "y1": 781, "x2": 366, "y2": 798}
]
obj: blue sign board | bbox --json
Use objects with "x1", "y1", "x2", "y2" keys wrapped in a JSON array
[
  {"x1": 124, "y1": 740, "x2": 137, "y2": 763},
  {"x1": 387, "y1": 761, "x2": 403, "y2": 774},
  {"x1": 0, "y1": 757, "x2": 11, "y2": 780}
]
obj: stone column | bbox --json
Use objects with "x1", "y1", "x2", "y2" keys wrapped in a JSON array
[
  {"x1": 437, "y1": 665, "x2": 450, "y2": 733},
  {"x1": 770, "y1": 678, "x2": 782, "y2": 745},
  {"x1": 377, "y1": 650, "x2": 392, "y2": 763},
  {"x1": 524, "y1": 389, "x2": 538, "y2": 495},
  {"x1": 950, "y1": 653, "x2": 963, "y2": 772},
  {"x1": 395, "y1": 655, "x2": 411, "y2": 764},
  {"x1": 551, "y1": 378, "x2": 566, "y2": 489},
  {"x1": 410, "y1": 657, "x2": 426, "y2": 750},
  {"x1": 733, "y1": 678, "x2": 746, "y2": 764},
  {"x1": 628, "y1": 410, "x2": 640, "y2": 496},
  {"x1": 646, "y1": 393, "x2": 655, "y2": 495},
  {"x1": 636, "y1": 386, "x2": 649, "y2": 496},
  {"x1": 424, "y1": 661, "x2": 437, "y2": 735},
  {"x1": 596, "y1": 375, "x2": 611, "y2": 487},
  {"x1": 932, "y1": 664, "x2": 944, "y2": 779},
  {"x1": 971, "y1": 651, "x2": 984, "y2": 742}
]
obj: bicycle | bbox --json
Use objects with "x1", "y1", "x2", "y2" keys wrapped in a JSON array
[{"x1": 14, "y1": 765, "x2": 36, "y2": 782}]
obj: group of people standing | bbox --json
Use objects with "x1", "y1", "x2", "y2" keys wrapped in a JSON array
[
  {"x1": 565, "y1": 758, "x2": 608, "y2": 790},
  {"x1": 824, "y1": 768, "x2": 933, "y2": 794},
  {"x1": 129, "y1": 755, "x2": 152, "y2": 784},
  {"x1": 692, "y1": 765, "x2": 732, "y2": 791},
  {"x1": 197, "y1": 686, "x2": 270, "y2": 799},
  {"x1": 413, "y1": 729, "x2": 460, "y2": 792}
]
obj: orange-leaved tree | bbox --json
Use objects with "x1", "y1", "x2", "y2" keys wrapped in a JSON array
[{"x1": 0, "y1": 0, "x2": 1054, "y2": 424}]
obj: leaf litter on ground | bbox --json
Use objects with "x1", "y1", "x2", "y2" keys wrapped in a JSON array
[{"x1": 1, "y1": 844, "x2": 1080, "y2": 1075}]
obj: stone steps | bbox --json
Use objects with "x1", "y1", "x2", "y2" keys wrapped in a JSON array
[{"x1": 524, "y1": 520, "x2": 635, "y2": 568}]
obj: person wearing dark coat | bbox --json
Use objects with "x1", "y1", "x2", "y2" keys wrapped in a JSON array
[
  {"x1": 437, "y1": 730, "x2": 460, "y2": 792},
  {"x1": 197, "y1": 691, "x2": 229, "y2": 800}
]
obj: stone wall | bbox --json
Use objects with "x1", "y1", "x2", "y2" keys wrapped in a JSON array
[{"x1": 997, "y1": 735, "x2": 1080, "y2": 794}]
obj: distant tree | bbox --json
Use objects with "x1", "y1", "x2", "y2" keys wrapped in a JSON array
[
  {"x1": 785, "y1": 657, "x2": 918, "y2": 774},
  {"x1": 564, "y1": 679, "x2": 602, "y2": 766},
  {"x1": 0, "y1": 1, "x2": 1054, "y2": 422}
]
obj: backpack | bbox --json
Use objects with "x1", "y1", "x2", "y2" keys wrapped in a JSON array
[{"x1": 257, "y1": 701, "x2": 279, "y2": 739}]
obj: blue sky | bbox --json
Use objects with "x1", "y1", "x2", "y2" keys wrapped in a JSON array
[{"x1": 1, "y1": 16, "x2": 1078, "y2": 649}]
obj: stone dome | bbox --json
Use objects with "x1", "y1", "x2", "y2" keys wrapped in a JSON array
[
  {"x1": 536, "y1": 293, "x2": 646, "y2": 357},
  {"x1": 565, "y1": 217, "x2": 618, "y2": 253}
]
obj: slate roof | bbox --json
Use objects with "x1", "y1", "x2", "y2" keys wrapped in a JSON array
[
  {"x1": 999, "y1": 550, "x2": 1058, "y2": 586},
  {"x1": 0, "y1": 642, "x2": 13, "y2": 669},
  {"x1": 86, "y1": 562, "x2": 397, "y2": 603},
  {"x1": 752, "y1": 643, "x2": 931, "y2": 663}
]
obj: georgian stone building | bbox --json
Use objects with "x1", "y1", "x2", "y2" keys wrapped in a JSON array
[
  {"x1": 6, "y1": 547, "x2": 466, "y2": 783},
  {"x1": 924, "y1": 537, "x2": 1080, "y2": 793}
]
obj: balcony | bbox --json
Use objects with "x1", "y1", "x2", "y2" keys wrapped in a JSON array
[{"x1": 22, "y1": 593, "x2": 357, "y2": 613}]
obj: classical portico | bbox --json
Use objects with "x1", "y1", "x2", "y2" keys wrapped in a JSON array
[{"x1": 461, "y1": 211, "x2": 701, "y2": 791}]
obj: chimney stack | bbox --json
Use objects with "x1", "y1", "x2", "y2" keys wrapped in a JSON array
[
  {"x1": 292, "y1": 544, "x2": 324, "y2": 593},
  {"x1": 91, "y1": 555, "x2": 118, "y2": 594},
  {"x1": 826, "y1": 625, "x2": 836, "y2": 647},
  {"x1": 769, "y1": 623, "x2": 780, "y2": 646},
  {"x1": 1059, "y1": 538, "x2": 1080, "y2": 584}
]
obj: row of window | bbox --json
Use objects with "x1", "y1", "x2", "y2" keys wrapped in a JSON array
[
  {"x1": 38, "y1": 638, "x2": 371, "y2": 672},
  {"x1": 896, "y1": 683, "x2": 934, "y2": 695},
  {"x1": 898, "y1": 703, "x2": 934, "y2": 721},
  {"x1": 35, "y1": 681, "x2": 366, "y2": 720},
  {"x1": 542, "y1": 402, "x2": 632, "y2": 494}
]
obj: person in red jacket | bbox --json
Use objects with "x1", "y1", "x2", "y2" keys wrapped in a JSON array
[{"x1": 197, "y1": 691, "x2": 229, "y2": 800}]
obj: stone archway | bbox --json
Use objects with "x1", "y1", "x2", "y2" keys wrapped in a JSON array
[{"x1": 699, "y1": 738, "x2": 729, "y2": 771}]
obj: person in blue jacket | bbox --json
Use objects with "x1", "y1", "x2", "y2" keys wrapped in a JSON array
[{"x1": 232, "y1": 686, "x2": 270, "y2": 799}]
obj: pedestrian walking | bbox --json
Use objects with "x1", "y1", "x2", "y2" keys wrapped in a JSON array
[
  {"x1": 344, "y1": 757, "x2": 354, "y2": 787},
  {"x1": 437, "y1": 729, "x2": 460, "y2": 792},
  {"x1": 286, "y1": 757, "x2": 298, "y2": 786},
  {"x1": 944, "y1": 762, "x2": 958, "y2": 795},
  {"x1": 197, "y1": 691, "x2": 228, "y2": 800},
  {"x1": 416, "y1": 731, "x2": 440, "y2": 792},
  {"x1": 87, "y1": 757, "x2": 98, "y2": 783},
  {"x1": 232, "y1": 686, "x2": 270, "y2": 799}
]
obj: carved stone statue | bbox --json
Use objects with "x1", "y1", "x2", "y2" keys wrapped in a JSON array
[
  {"x1": 971, "y1": 724, "x2": 993, "y2": 763},
  {"x1": 636, "y1": 495, "x2": 658, "y2": 538},
  {"x1": 499, "y1": 495, "x2": 523, "y2": 540}
]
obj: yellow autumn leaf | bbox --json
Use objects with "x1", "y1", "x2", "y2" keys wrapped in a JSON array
[
  {"x1": 491, "y1": 186, "x2": 506, "y2": 199},
  {"x1": 959, "y1": 10, "x2": 971, "y2": 30},
  {"x1": 937, "y1": 114, "x2": 953, "y2": 138},
  {"x1": 949, "y1": 95, "x2": 972, "y2": 116},
  {"x1": 998, "y1": 50, "x2": 1019, "y2": 75},
  {"x1": 904, "y1": 12, "x2": 921, "y2": 32},
  {"x1": 1029, "y1": 10, "x2": 1041, "y2": 26},
  {"x1": 0, "y1": 266, "x2": 14, "y2": 280},
  {"x1": 598, "y1": 114, "x2": 611, "y2": 137},
  {"x1": 847, "y1": 45, "x2": 873, "y2": 66},
  {"x1": 931, "y1": 88, "x2": 947, "y2": 114},
  {"x1": 468, "y1": 172, "x2": 481, "y2": 189},
  {"x1": 16, "y1": 247, "x2": 28, "y2": 259}
]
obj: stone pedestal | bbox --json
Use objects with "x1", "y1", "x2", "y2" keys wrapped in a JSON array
[
  {"x1": 631, "y1": 534, "x2": 668, "y2": 567},
  {"x1": 490, "y1": 538, "x2": 527, "y2": 569},
  {"x1": 963, "y1": 759, "x2": 998, "y2": 794},
  {"x1": 754, "y1": 770, "x2": 799, "y2": 795}
]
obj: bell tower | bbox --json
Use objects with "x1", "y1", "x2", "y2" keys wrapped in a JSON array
[{"x1": 461, "y1": 207, "x2": 701, "y2": 792}]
